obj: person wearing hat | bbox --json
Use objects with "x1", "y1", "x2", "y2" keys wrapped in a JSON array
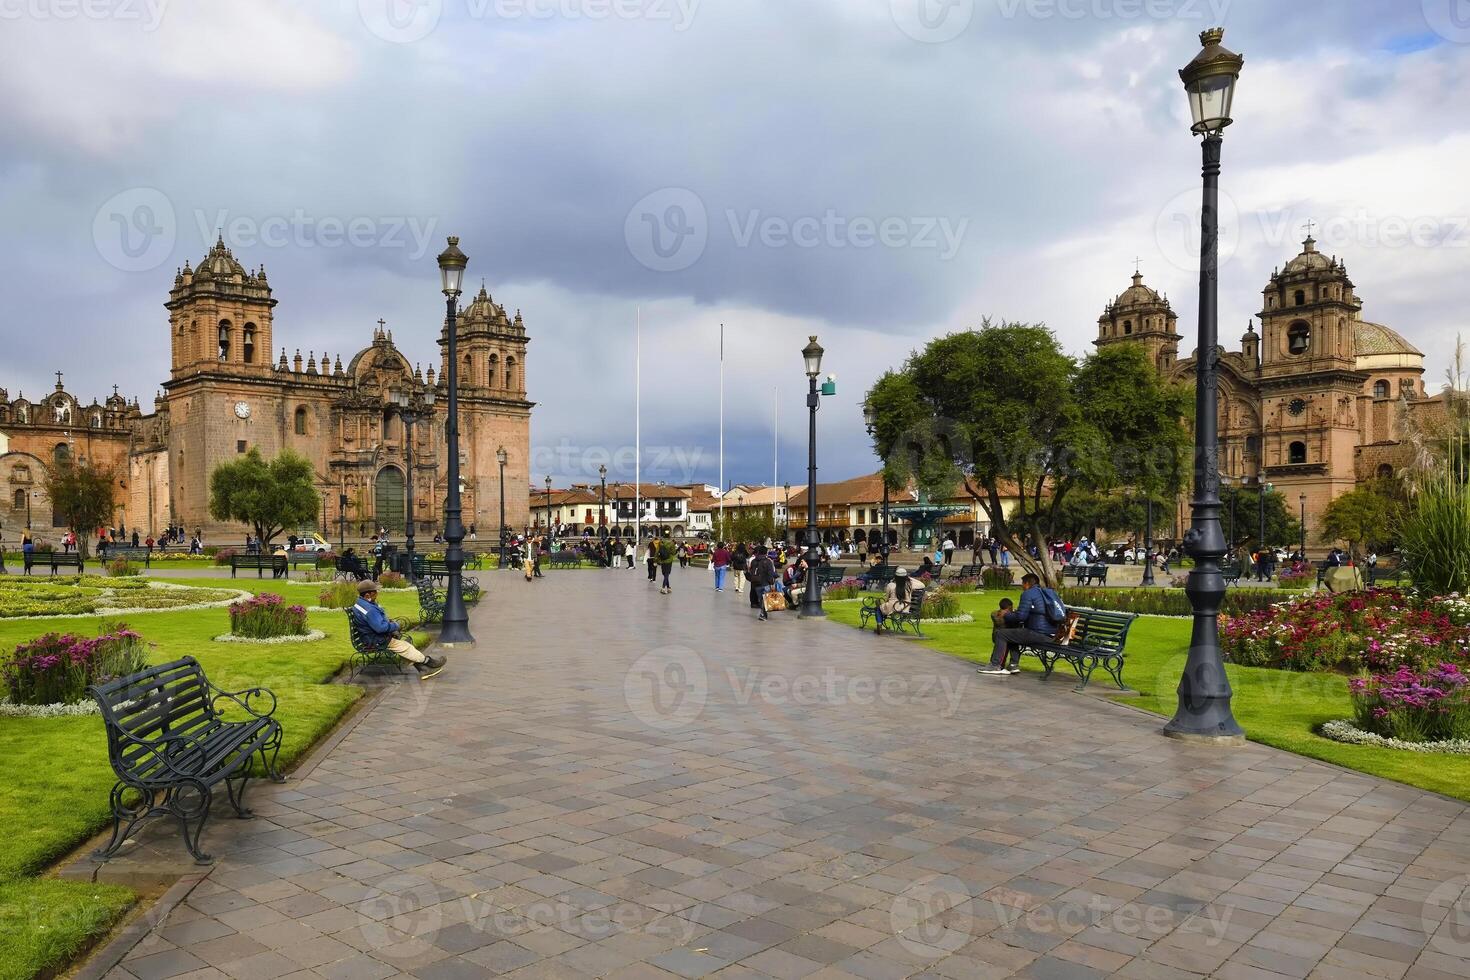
[
  {"x1": 873, "y1": 567, "x2": 915, "y2": 635},
  {"x1": 352, "y1": 580, "x2": 446, "y2": 678}
]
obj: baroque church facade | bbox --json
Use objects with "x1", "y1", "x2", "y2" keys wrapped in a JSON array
[
  {"x1": 0, "y1": 238, "x2": 533, "y2": 542},
  {"x1": 1097, "y1": 234, "x2": 1443, "y2": 537}
]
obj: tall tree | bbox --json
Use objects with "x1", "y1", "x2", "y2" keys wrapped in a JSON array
[
  {"x1": 865, "y1": 322, "x2": 1192, "y2": 587},
  {"x1": 45, "y1": 455, "x2": 117, "y2": 559},
  {"x1": 1319, "y1": 482, "x2": 1404, "y2": 558},
  {"x1": 209, "y1": 448, "x2": 320, "y2": 545}
]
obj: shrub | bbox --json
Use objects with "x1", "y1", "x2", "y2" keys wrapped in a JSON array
[
  {"x1": 1278, "y1": 567, "x2": 1315, "y2": 590},
  {"x1": 943, "y1": 577, "x2": 981, "y2": 593},
  {"x1": 378, "y1": 571, "x2": 408, "y2": 589},
  {"x1": 1060, "y1": 587, "x2": 1282, "y2": 617},
  {"x1": 106, "y1": 558, "x2": 141, "y2": 578},
  {"x1": 1399, "y1": 463, "x2": 1470, "y2": 596},
  {"x1": 923, "y1": 586, "x2": 961, "y2": 619},
  {"x1": 3, "y1": 625, "x2": 148, "y2": 705},
  {"x1": 213, "y1": 547, "x2": 238, "y2": 567},
  {"x1": 228, "y1": 593, "x2": 308, "y2": 638},
  {"x1": 981, "y1": 567, "x2": 1014, "y2": 590},
  {"x1": 296, "y1": 569, "x2": 331, "y2": 583},
  {"x1": 822, "y1": 577, "x2": 865, "y2": 601},
  {"x1": 318, "y1": 582, "x2": 359, "y2": 609},
  {"x1": 1350, "y1": 664, "x2": 1470, "y2": 743}
]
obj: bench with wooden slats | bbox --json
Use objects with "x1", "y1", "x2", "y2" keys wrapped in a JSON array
[
  {"x1": 345, "y1": 608, "x2": 409, "y2": 680},
  {"x1": 1012, "y1": 607, "x2": 1137, "y2": 692},
  {"x1": 103, "y1": 546, "x2": 152, "y2": 567},
  {"x1": 229, "y1": 554, "x2": 287, "y2": 579},
  {"x1": 88, "y1": 657, "x2": 284, "y2": 864},
  {"x1": 46, "y1": 552, "x2": 84, "y2": 574}
]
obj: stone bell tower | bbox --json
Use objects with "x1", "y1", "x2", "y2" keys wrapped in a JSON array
[
  {"x1": 167, "y1": 236, "x2": 277, "y2": 379},
  {"x1": 1095, "y1": 267, "x2": 1182, "y2": 372}
]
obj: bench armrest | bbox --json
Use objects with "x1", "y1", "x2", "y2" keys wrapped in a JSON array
[
  {"x1": 111, "y1": 726, "x2": 212, "y2": 780},
  {"x1": 207, "y1": 681, "x2": 279, "y2": 719}
]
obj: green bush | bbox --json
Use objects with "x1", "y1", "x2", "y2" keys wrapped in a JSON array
[
  {"x1": 981, "y1": 567, "x2": 1014, "y2": 589},
  {"x1": 3, "y1": 625, "x2": 149, "y2": 705},
  {"x1": 106, "y1": 558, "x2": 141, "y2": 577},
  {"x1": 923, "y1": 586, "x2": 961, "y2": 619},
  {"x1": 1399, "y1": 456, "x2": 1470, "y2": 596},
  {"x1": 228, "y1": 594, "x2": 308, "y2": 638},
  {"x1": 1059, "y1": 587, "x2": 1283, "y2": 617},
  {"x1": 317, "y1": 582, "x2": 359, "y2": 609}
]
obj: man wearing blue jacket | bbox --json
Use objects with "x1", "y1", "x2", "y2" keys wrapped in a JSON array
[
  {"x1": 352, "y1": 580, "x2": 446, "y2": 678},
  {"x1": 979, "y1": 572, "x2": 1061, "y2": 675}
]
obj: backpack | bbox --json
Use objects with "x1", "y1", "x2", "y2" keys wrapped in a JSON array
[{"x1": 1039, "y1": 587, "x2": 1066, "y2": 625}]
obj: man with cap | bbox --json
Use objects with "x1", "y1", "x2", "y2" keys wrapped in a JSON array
[{"x1": 352, "y1": 580, "x2": 447, "y2": 678}]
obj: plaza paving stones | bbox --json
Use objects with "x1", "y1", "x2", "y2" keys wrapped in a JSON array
[{"x1": 99, "y1": 571, "x2": 1470, "y2": 978}]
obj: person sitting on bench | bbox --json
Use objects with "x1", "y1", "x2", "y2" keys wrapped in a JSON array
[
  {"x1": 352, "y1": 580, "x2": 447, "y2": 678},
  {"x1": 979, "y1": 572, "x2": 1063, "y2": 675},
  {"x1": 872, "y1": 567, "x2": 914, "y2": 635}
]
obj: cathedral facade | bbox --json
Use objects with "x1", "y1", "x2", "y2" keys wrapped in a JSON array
[
  {"x1": 1097, "y1": 234, "x2": 1444, "y2": 538},
  {"x1": 0, "y1": 238, "x2": 534, "y2": 543}
]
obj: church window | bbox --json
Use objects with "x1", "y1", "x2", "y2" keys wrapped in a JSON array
[
  {"x1": 1245, "y1": 435, "x2": 1260, "y2": 457},
  {"x1": 237, "y1": 440, "x2": 247, "y2": 454},
  {"x1": 91, "y1": 413, "x2": 101, "y2": 428},
  {"x1": 1294, "y1": 290, "x2": 1305, "y2": 306},
  {"x1": 13, "y1": 465, "x2": 28, "y2": 483},
  {"x1": 1287, "y1": 322, "x2": 1310, "y2": 355},
  {"x1": 505, "y1": 356, "x2": 516, "y2": 389},
  {"x1": 464, "y1": 354, "x2": 473, "y2": 382},
  {"x1": 218, "y1": 320, "x2": 232, "y2": 361},
  {"x1": 15, "y1": 409, "x2": 25, "y2": 423},
  {"x1": 11, "y1": 489, "x2": 23, "y2": 509},
  {"x1": 52, "y1": 443, "x2": 69, "y2": 465},
  {"x1": 1376, "y1": 464, "x2": 1394, "y2": 480},
  {"x1": 1373, "y1": 380, "x2": 1389, "y2": 399},
  {"x1": 1288, "y1": 441, "x2": 1307, "y2": 465},
  {"x1": 294, "y1": 406, "x2": 307, "y2": 435},
  {"x1": 0, "y1": 407, "x2": 7, "y2": 422},
  {"x1": 383, "y1": 412, "x2": 396, "y2": 440},
  {"x1": 1123, "y1": 320, "x2": 1133, "y2": 335},
  {"x1": 243, "y1": 324, "x2": 256, "y2": 364}
]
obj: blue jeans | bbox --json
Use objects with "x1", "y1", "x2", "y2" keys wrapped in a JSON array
[{"x1": 714, "y1": 566, "x2": 728, "y2": 590}]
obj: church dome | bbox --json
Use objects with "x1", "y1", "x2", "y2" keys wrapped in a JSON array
[
  {"x1": 1112, "y1": 271, "x2": 1166, "y2": 308},
  {"x1": 194, "y1": 235, "x2": 247, "y2": 279},
  {"x1": 1356, "y1": 320, "x2": 1423, "y2": 373},
  {"x1": 1282, "y1": 236, "x2": 1333, "y2": 274}
]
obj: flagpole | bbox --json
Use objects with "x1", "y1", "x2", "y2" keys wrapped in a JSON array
[
  {"x1": 718, "y1": 322, "x2": 724, "y2": 541},
  {"x1": 635, "y1": 307, "x2": 641, "y2": 556}
]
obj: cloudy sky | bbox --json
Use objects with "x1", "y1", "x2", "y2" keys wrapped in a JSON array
[{"x1": 2, "y1": 0, "x2": 1465, "y2": 490}]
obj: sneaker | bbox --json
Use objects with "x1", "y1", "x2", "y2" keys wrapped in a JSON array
[
  {"x1": 976, "y1": 666, "x2": 1010, "y2": 675},
  {"x1": 416, "y1": 655, "x2": 447, "y2": 679},
  {"x1": 758, "y1": 613, "x2": 768, "y2": 621},
  {"x1": 1007, "y1": 667, "x2": 1022, "y2": 675}
]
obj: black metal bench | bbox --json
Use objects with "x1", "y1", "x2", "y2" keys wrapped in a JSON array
[
  {"x1": 954, "y1": 563, "x2": 983, "y2": 578},
  {"x1": 48, "y1": 552, "x2": 84, "y2": 575},
  {"x1": 345, "y1": 608, "x2": 409, "y2": 680},
  {"x1": 416, "y1": 560, "x2": 481, "y2": 600},
  {"x1": 546, "y1": 551, "x2": 583, "y2": 568},
  {"x1": 858, "y1": 588, "x2": 930, "y2": 636},
  {"x1": 1221, "y1": 561, "x2": 1243, "y2": 586},
  {"x1": 416, "y1": 579, "x2": 445, "y2": 624},
  {"x1": 88, "y1": 656, "x2": 284, "y2": 864},
  {"x1": 815, "y1": 566, "x2": 844, "y2": 588},
  {"x1": 335, "y1": 554, "x2": 371, "y2": 581},
  {"x1": 1368, "y1": 565, "x2": 1407, "y2": 587},
  {"x1": 106, "y1": 546, "x2": 152, "y2": 568},
  {"x1": 230, "y1": 554, "x2": 287, "y2": 579},
  {"x1": 287, "y1": 551, "x2": 324, "y2": 569},
  {"x1": 860, "y1": 564, "x2": 894, "y2": 589},
  {"x1": 1013, "y1": 607, "x2": 1137, "y2": 692},
  {"x1": 1062, "y1": 564, "x2": 1109, "y2": 586}
]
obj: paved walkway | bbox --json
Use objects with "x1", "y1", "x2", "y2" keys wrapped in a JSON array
[{"x1": 101, "y1": 570, "x2": 1470, "y2": 979}]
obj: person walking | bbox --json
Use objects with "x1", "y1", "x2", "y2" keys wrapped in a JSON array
[
  {"x1": 941, "y1": 535, "x2": 955, "y2": 567},
  {"x1": 624, "y1": 539, "x2": 635, "y2": 569},
  {"x1": 731, "y1": 543, "x2": 748, "y2": 593},
  {"x1": 657, "y1": 535, "x2": 676, "y2": 594},
  {"x1": 749, "y1": 547, "x2": 778, "y2": 621},
  {"x1": 21, "y1": 532, "x2": 35, "y2": 575},
  {"x1": 712, "y1": 541, "x2": 731, "y2": 592},
  {"x1": 646, "y1": 539, "x2": 658, "y2": 584}
]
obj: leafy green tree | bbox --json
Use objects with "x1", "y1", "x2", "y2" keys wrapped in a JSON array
[
  {"x1": 716, "y1": 505, "x2": 778, "y2": 545},
  {"x1": 1318, "y1": 483, "x2": 1403, "y2": 559},
  {"x1": 209, "y1": 448, "x2": 320, "y2": 546},
  {"x1": 44, "y1": 455, "x2": 117, "y2": 559},
  {"x1": 1221, "y1": 487, "x2": 1302, "y2": 550},
  {"x1": 865, "y1": 323, "x2": 1192, "y2": 587}
]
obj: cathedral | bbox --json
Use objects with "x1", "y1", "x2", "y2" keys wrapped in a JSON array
[
  {"x1": 1097, "y1": 233, "x2": 1446, "y2": 536},
  {"x1": 0, "y1": 238, "x2": 534, "y2": 542}
]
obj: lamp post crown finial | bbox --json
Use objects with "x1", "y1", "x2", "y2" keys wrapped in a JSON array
[{"x1": 1200, "y1": 26, "x2": 1224, "y2": 45}]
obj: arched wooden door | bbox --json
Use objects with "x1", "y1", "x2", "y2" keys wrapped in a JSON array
[{"x1": 375, "y1": 466, "x2": 405, "y2": 533}]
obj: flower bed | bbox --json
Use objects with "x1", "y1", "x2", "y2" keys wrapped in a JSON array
[
  {"x1": 318, "y1": 581, "x2": 359, "y2": 609},
  {"x1": 213, "y1": 629, "x2": 327, "y2": 645},
  {"x1": 0, "y1": 577, "x2": 241, "y2": 618},
  {"x1": 228, "y1": 593, "x2": 308, "y2": 639},
  {"x1": 1319, "y1": 719, "x2": 1470, "y2": 755},
  {"x1": 1348, "y1": 664, "x2": 1470, "y2": 743},
  {"x1": 1221, "y1": 589, "x2": 1470, "y2": 672},
  {"x1": 3, "y1": 625, "x2": 149, "y2": 706},
  {"x1": 1060, "y1": 587, "x2": 1282, "y2": 618},
  {"x1": 106, "y1": 558, "x2": 142, "y2": 578}
]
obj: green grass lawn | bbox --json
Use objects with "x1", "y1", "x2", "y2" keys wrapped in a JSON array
[
  {"x1": 826, "y1": 589, "x2": 1470, "y2": 803},
  {"x1": 0, "y1": 574, "x2": 422, "y2": 979}
]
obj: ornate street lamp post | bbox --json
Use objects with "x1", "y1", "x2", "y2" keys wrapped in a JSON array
[
  {"x1": 496, "y1": 446, "x2": 508, "y2": 569},
  {"x1": 388, "y1": 386, "x2": 436, "y2": 583},
  {"x1": 1222, "y1": 475, "x2": 1236, "y2": 552},
  {"x1": 544, "y1": 476, "x2": 553, "y2": 545},
  {"x1": 801, "y1": 336, "x2": 826, "y2": 618},
  {"x1": 1165, "y1": 28, "x2": 1244, "y2": 742},
  {"x1": 1299, "y1": 493, "x2": 1307, "y2": 559},
  {"x1": 783, "y1": 481, "x2": 791, "y2": 542},
  {"x1": 599, "y1": 464, "x2": 608, "y2": 539},
  {"x1": 435, "y1": 237, "x2": 474, "y2": 646},
  {"x1": 1142, "y1": 496, "x2": 1156, "y2": 586},
  {"x1": 1257, "y1": 475, "x2": 1273, "y2": 580}
]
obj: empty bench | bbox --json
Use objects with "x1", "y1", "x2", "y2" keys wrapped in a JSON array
[
  {"x1": 230, "y1": 554, "x2": 287, "y2": 579},
  {"x1": 88, "y1": 656, "x2": 284, "y2": 864}
]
